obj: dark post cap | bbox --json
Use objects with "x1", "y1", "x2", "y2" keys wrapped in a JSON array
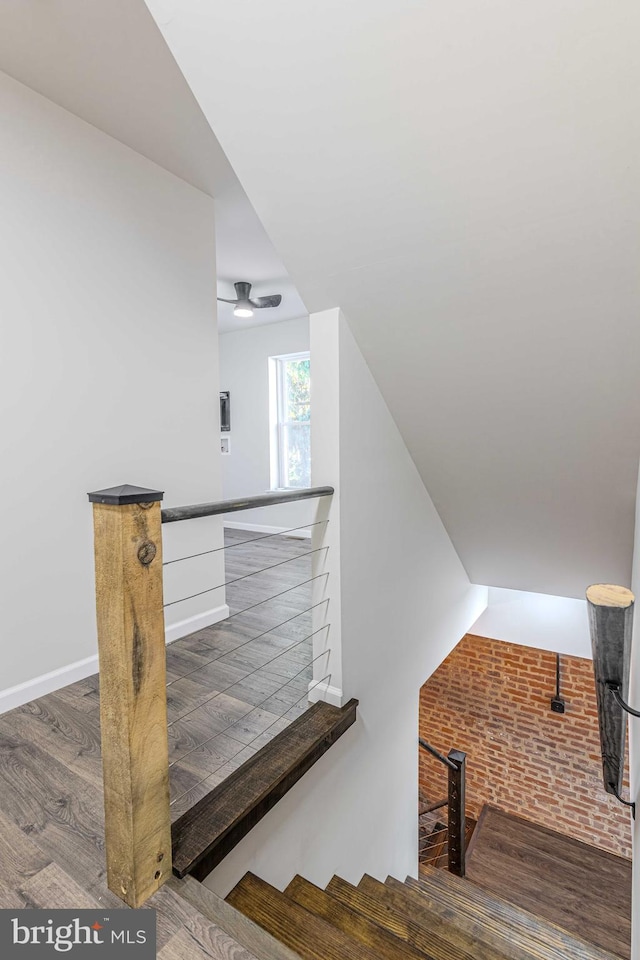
[{"x1": 87, "y1": 484, "x2": 164, "y2": 505}]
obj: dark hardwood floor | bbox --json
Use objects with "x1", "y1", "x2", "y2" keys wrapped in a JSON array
[
  {"x1": 466, "y1": 805, "x2": 632, "y2": 959},
  {"x1": 0, "y1": 526, "x2": 322, "y2": 955}
]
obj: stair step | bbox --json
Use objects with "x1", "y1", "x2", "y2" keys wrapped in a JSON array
[
  {"x1": 326, "y1": 875, "x2": 484, "y2": 960},
  {"x1": 400, "y1": 871, "x2": 619, "y2": 960},
  {"x1": 285, "y1": 874, "x2": 429, "y2": 960},
  {"x1": 226, "y1": 872, "x2": 379, "y2": 960},
  {"x1": 169, "y1": 875, "x2": 300, "y2": 960},
  {"x1": 172, "y1": 698, "x2": 358, "y2": 880},
  {"x1": 152, "y1": 880, "x2": 259, "y2": 960},
  {"x1": 464, "y1": 805, "x2": 630, "y2": 958},
  {"x1": 411, "y1": 866, "x2": 622, "y2": 959}
]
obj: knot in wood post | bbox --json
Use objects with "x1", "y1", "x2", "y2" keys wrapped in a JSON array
[
  {"x1": 88, "y1": 483, "x2": 171, "y2": 908},
  {"x1": 137, "y1": 541, "x2": 157, "y2": 566}
]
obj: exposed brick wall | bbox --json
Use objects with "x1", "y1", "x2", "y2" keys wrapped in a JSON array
[{"x1": 419, "y1": 633, "x2": 631, "y2": 858}]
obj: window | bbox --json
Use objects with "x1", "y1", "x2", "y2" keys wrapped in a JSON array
[{"x1": 270, "y1": 352, "x2": 311, "y2": 489}]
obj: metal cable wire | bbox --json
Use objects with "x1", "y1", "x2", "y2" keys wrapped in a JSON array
[
  {"x1": 168, "y1": 637, "x2": 329, "y2": 730},
  {"x1": 167, "y1": 622, "x2": 330, "y2": 689},
  {"x1": 163, "y1": 520, "x2": 328, "y2": 566},
  {"x1": 169, "y1": 651, "x2": 330, "y2": 772},
  {"x1": 162, "y1": 564, "x2": 329, "y2": 608},
  {"x1": 170, "y1": 670, "x2": 332, "y2": 807},
  {"x1": 165, "y1": 547, "x2": 329, "y2": 607}
]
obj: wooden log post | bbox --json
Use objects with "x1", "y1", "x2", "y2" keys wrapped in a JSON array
[
  {"x1": 447, "y1": 749, "x2": 466, "y2": 877},
  {"x1": 88, "y1": 483, "x2": 172, "y2": 907},
  {"x1": 586, "y1": 584, "x2": 635, "y2": 798}
]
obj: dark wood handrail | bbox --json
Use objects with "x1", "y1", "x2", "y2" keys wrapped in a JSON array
[{"x1": 161, "y1": 486, "x2": 335, "y2": 524}]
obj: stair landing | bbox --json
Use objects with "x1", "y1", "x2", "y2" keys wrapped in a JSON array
[{"x1": 465, "y1": 805, "x2": 631, "y2": 959}]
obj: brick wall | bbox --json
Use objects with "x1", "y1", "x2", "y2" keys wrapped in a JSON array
[{"x1": 419, "y1": 633, "x2": 631, "y2": 858}]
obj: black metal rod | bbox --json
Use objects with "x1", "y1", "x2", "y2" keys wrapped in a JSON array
[
  {"x1": 607, "y1": 681, "x2": 640, "y2": 718},
  {"x1": 447, "y1": 749, "x2": 467, "y2": 877},
  {"x1": 161, "y1": 486, "x2": 334, "y2": 523},
  {"x1": 419, "y1": 738, "x2": 457, "y2": 771},
  {"x1": 556, "y1": 653, "x2": 561, "y2": 699},
  {"x1": 607, "y1": 781, "x2": 636, "y2": 819}
]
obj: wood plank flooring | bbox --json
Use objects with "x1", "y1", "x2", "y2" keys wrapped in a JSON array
[
  {"x1": 466, "y1": 805, "x2": 632, "y2": 958},
  {"x1": 0, "y1": 526, "x2": 326, "y2": 955}
]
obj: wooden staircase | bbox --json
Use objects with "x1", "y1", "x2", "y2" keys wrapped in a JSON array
[{"x1": 221, "y1": 864, "x2": 623, "y2": 960}]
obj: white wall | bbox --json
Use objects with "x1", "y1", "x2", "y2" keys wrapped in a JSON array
[
  {"x1": 629, "y1": 461, "x2": 640, "y2": 960},
  {"x1": 0, "y1": 71, "x2": 225, "y2": 709},
  {"x1": 471, "y1": 587, "x2": 591, "y2": 658},
  {"x1": 218, "y1": 317, "x2": 314, "y2": 532},
  {"x1": 203, "y1": 308, "x2": 486, "y2": 896}
]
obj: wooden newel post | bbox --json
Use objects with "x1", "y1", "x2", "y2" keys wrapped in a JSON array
[
  {"x1": 447, "y1": 749, "x2": 466, "y2": 877},
  {"x1": 88, "y1": 483, "x2": 172, "y2": 907}
]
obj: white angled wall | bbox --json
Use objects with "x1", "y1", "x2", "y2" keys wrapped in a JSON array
[
  {"x1": 203, "y1": 307, "x2": 486, "y2": 896},
  {"x1": 0, "y1": 71, "x2": 224, "y2": 708},
  {"x1": 471, "y1": 587, "x2": 591, "y2": 658},
  {"x1": 218, "y1": 317, "x2": 314, "y2": 531}
]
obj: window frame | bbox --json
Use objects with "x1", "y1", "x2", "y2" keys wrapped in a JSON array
[{"x1": 269, "y1": 350, "x2": 311, "y2": 491}]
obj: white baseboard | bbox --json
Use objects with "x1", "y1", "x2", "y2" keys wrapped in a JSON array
[
  {"x1": 0, "y1": 654, "x2": 99, "y2": 716},
  {"x1": 165, "y1": 603, "x2": 230, "y2": 645},
  {"x1": 224, "y1": 520, "x2": 311, "y2": 539},
  {"x1": 308, "y1": 680, "x2": 343, "y2": 707},
  {"x1": 0, "y1": 603, "x2": 230, "y2": 716}
]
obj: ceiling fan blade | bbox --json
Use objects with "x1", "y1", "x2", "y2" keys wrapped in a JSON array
[
  {"x1": 217, "y1": 297, "x2": 239, "y2": 304},
  {"x1": 251, "y1": 294, "x2": 282, "y2": 309}
]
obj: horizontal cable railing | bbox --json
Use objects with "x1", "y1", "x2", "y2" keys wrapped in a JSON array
[
  {"x1": 169, "y1": 670, "x2": 332, "y2": 811},
  {"x1": 87, "y1": 481, "x2": 334, "y2": 907},
  {"x1": 419, "y1": 739, "x2": 467, "y2": 877}
]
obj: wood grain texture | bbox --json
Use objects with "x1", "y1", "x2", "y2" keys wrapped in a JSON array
[
  {"x1": 0, "y1": 805, "x2": 51, "y2": 889},
  {"x1": 464, "y1": 806, "x2": 630, "y2": 958},
  {"x1": 406, "y1": 867, "x2": 622, "y2": 960},
  {"x1": 170, "y1": 876, "x2": 301, "y2": 960},
  {"x1": 328, "y1": 875, "x2": 487, "y2": 960},
  {"x1": 92, "y1": 499, "x2": 172, "y2": 906},
  {"x1": 172, "y1": 699, "x2": 358, "y2": 879},
  {"x1": 586, "y1": 584, "x2": 635, "y2": 795},
  {"x1": 227, "y1": 872, "x2": 379, "y2": 960},
  {"x1": 0, "y1": 525, "x2": 332, "y2": 952},
  {"x1": 20, "y1": 862, "x2": 103, "y2": 909},
  {"x1": 285, "y1": 874, "x2": 429, "y2": 960},
  {"x1": 157, "y1": 925, "x2": 257, "y2": 960}
]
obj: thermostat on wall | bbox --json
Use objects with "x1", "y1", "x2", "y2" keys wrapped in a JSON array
[{"x1": 220, "y1": 436, "x2": 230, "y2": 455}]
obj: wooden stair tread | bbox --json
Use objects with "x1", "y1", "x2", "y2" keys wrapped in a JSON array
[
  {"x1": 464, "y1": 806, "x2": 630, "y2": 959},
  {"x1": 326, "y1": 874, "x2": 488, "y2": 960},
  {"x1": 226, "y1": 872, "x2": 380, "y2": 960},
  {"x1": 469, "y1": 806, "x2": 630, "y2": 873},
  {"x1": 402, "y1": 871, "x2": 620, "y2": 960},
  {"x1": 172, "y1": 699, "x2": 358, "y2": 879},
  {"x1": 169, "y1": 875, "x2": 300, "y2": 960},
  {"x1": 470, "y1": 807, "x2": 631, "y2": 880},
  {"x1": 285, "y1": 874, "x2": 430, "y2": 960}
]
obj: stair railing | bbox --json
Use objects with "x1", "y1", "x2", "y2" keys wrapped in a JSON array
[
  {"x1": 419, "y1": 738, "x2": 467, "y2": 876},
  {"x1": 87, "y1": 482, "x2": 334, "y2": 907}
]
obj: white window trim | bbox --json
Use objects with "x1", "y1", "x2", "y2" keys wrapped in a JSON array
[{"x1": 268, "y1": 351, "x2": 310, "y2": 491}]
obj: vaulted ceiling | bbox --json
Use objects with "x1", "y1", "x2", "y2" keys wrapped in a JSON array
[
  {"x1": 3, "y1": 1, "x2": 638, "y2": 598},
  {"x1": 143, "y1": 0, "x2": 640, "y2": 599}
]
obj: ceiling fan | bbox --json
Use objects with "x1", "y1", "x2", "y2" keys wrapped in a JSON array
[{"x1": 218, "y1": 281, "x2": 282, "y2": 318}]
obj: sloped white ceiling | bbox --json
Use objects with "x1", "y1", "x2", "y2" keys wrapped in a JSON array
[{"x1": 144, "y1": 0, "x2": 640, "y2": 598}]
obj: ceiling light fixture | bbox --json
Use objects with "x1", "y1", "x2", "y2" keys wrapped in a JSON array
[{"x1": 219, "y1": 281, "x2": 282, "y2": 319}]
